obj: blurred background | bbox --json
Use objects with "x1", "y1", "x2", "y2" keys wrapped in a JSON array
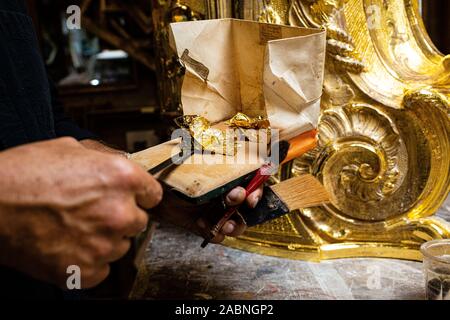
[{"x1": 24, "y1": 0, "x2": 450, "y2": 152}]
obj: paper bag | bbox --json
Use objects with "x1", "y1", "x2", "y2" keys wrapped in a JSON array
[{"x1": 169, "y1": 18, "x2": 326, "y2": 141}]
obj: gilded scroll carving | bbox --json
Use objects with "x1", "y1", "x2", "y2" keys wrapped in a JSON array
[
  {"x1": 224, "y1": 0, "x2": 450, "y2": 261},
  {"x1": 313, "y1": 104, "x2": 407, "y2": 213}
]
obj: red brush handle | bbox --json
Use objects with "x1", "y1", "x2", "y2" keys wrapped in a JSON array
[
  {"x1": 200, "y1": 130, "x2": 318, "y2": 248},
  {"x1": 244, "y1": 164, "x2": 273, "y2": 195},
  {"x1": 201, "y1": 164, "x2": 273, "y2": 247}
]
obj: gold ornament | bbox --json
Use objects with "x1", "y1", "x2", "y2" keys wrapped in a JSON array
[
  {"x1": 176, "y1": 113, "x2": 271, "y2": 155},
  {"x1": 224, "y1": 0, "x2": 450, "y2": 261}
]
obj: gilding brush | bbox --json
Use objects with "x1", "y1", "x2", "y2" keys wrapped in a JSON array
[
  {"x1": 240, "y1": 174, "x2": 330, "y2": 227},
  {"x1": 201, "y1": 130, "x2": 326, "y2": 247}
]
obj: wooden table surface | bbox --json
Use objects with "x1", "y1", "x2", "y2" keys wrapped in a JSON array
[{"x1": 132, "y1": 196, "x2": 450, "y2": 300}]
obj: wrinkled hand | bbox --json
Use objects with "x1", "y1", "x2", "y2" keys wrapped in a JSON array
[
  {"x1": 79, "y1": 139, "x2": 264, "y2": 243},
  {"x1": 152, "y1": 184, "x2": 263, "y2": 244},
  {"x1": 0, "y1": 138, "x2": 163, "y2": 289}
]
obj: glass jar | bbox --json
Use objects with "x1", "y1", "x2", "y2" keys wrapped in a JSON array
[{"x1": 421, "y1": 239, "x2": 450, "y2": 300}]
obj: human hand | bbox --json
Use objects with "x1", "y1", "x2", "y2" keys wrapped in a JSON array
[
  {"x1": 152, "y1": 184, "x2": 263, "y2": 244},
  {"x1": 0, "y1": 137, "x2": 162, "y2": 289}
]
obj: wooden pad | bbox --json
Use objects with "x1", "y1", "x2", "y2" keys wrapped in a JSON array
[{"x1": 131, "y1": 139, "x2": 264, "y2": 200}]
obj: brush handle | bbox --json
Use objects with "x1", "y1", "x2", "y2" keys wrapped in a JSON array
[
  {"x1": 200, "y1": 130, "x2": 318, "y2": 247},
  {"x1": 245, "y1": 164, "x2": 274, "y2": 194},
  {"x1": 238, "y1": 186, "x2": 290, "y2": 227},
  {"x1": 200, "y1": 164, "x2": 272, "y2": 248}
]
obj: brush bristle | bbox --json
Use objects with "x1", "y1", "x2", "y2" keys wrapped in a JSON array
[{"x1": 270, "y1": 174, "x2": 330, "y2": 210}]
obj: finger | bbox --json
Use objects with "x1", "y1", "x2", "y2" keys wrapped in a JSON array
[
  {"x1": 123, "y1": 206, "x2": 149, "y2": 237},
  {"x1": 196, "y1": 218, "x2": 224, "y2": 244},
  {"x1": 221, "y1": 220, "x2": 235, "y2": 234},
  {"x1": 112, "y1": 158, "x2": 163, "y2": 209},
  {"x1": 246, "y1": 184, "x2": 263, "y2": 208},
  {"x1": 209, "y1": 233, "x2": 225, "y2": 244},
  {"x1": 135, "y1": 174, "x2": 163, "y2": 210},
  {"x1": 84, "y1": 235, "x2": 132, "y2": 265},
  {"x1": 220, "y1": 220, "x2": 247, "y2": 237},
  {"x1": 107, "y1": 238, "x2": 132, "y2": 263},
  {"x1": 224, "y1": 187, "x2": 246, "y2": 207}
]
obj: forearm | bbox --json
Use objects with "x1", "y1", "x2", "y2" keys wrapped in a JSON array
[{"x1": 0, "y1": 149, "x2": 17, "y2": 269}]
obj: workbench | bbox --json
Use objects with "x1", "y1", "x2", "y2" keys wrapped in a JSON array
[{"x1": 131, "y1": 198, "x2": 450, "y2": 300}]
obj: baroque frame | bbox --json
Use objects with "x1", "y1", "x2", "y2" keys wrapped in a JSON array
[{"x1": 223, "y1": 0, "x2": 450, "y2": 261}]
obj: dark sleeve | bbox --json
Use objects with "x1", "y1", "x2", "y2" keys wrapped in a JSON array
[{"x1": 49, "y1": 78, "x2": 97, "y2": 140}]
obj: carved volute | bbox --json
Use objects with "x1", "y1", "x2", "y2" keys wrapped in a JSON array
[{"x1": 224, "y1": 0, "x2": 450, "y2": 261}]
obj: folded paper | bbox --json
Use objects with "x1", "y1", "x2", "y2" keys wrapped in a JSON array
[
  {"x1": 131, "y1": 20, "x2": 326, "y2": 201},
  {"x1": 169, "y1": 19, "x2": 326, "y2": 141}
]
